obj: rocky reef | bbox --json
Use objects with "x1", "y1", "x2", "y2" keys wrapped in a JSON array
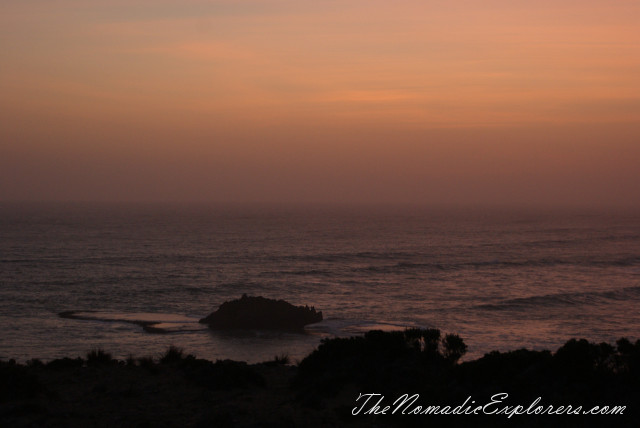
[{"x1": 199, "y1": 295, "x2": 323, "y2": 331}]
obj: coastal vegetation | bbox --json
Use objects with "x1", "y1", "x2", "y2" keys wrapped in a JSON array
[{"x1": 1, "y1": 331, "x2": 639, "y2": 427}]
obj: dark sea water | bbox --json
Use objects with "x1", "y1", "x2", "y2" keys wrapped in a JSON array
[{"x1": 1, "y1": 203, "x2": 639, "y2": 363}]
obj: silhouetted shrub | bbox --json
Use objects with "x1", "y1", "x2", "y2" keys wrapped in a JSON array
[
  {"x1": 552, "y1": 338, "x2": 620, "y2": 378},
  {"x1": 617, "y1": 337, "x2": 634, "y2": 354},
  {"x1": 593, "y1": 342, "x2": 616, "y2": 371},
  {"x1": 183, "y1": 359, "x2": 265, "y2": 390},
  {"x1": 442, "y1": 333, "x2": 467, "y2": 363},
  {"x1": 263, "y1": 353, "x2": 290, "y2": 366},
  {"x1": 138, "y1": 356, "x2": 154, "y2": 366},
  {"x1": 424, "y1": 328, "x2": 442, "y2": 356},
  {"x1": 46, "y1": 357, "x2": 84, "y2": 370},
  {"x1": 86, "y1": 348, "x2": 115, "y2": 366},
  {"x1": 137, "y1": 356, "x2": 158, "y2": 374},
  {"x1": 554, "y1": 339, "x2": 592, "y2": 374},
  {"x1": 296, "y1": 328, "x2": 467, "y2": 394},
  {"x1": 160, "y1": 346, "x2": 186, "y2": 365},
  {"x1": 126, "y1": 354, "x2": 136, "y2": 366},
  {"x1": 26, "y1": 359, "x2": 44, "y2": 368},
  {"x1": 615, "y1": 337, "x2": 640, "y2": 377},
  {"x1": 458, "y1": 348, "x2": 553, "y2": 387}
]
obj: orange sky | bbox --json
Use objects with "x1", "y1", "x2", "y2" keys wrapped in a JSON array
[{"x1": 1, "y1": 0, "x2": 639, "y2": 206}]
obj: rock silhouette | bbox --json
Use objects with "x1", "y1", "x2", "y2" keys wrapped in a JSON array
[{"x1": 199, "y1": 294, "x2": 323, "y2": 331}]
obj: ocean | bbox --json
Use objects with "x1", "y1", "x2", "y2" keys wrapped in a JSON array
[{"x1": 1, "y1": 203, "x2": 639, "y2": 363}]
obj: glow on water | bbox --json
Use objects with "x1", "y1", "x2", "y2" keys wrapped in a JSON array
[{"x1": 1, "y1": 204, "x2": 639, "y2": 362}]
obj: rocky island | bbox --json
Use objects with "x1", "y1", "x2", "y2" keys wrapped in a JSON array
[{"x1": 199, "y1": 294, "x2": 323, "y2": 331}]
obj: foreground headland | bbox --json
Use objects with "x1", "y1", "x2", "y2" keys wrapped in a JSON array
[{"x1": 2, "y1": 330, "x2": 639, "y2": 428}]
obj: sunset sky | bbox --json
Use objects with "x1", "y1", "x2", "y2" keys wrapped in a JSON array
[{"x1": 1, "y1": 0, "x2": 639, "y2": 206}]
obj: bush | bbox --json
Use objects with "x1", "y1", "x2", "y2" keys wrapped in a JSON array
[
  {"x1": 159, "y1": 346, "x2": 185, "y2": 365},
  {"x1": 26, "y1": 359, "x2": 44, "y2": 368},
  {"x1": 183, "y1": 359, "x2": 265, "y2": 390},
  {"x1": 46, "y1": 357, "x2": 84, "y2": 370},
  {"x1": 296, "y1": 328, "x2": 467, "y2": 393},
  {"x1": 86, "y1": 349, "x2": 115, "y2": 366},
  {"x1": 136, "y1": 356, "x2": 159, "y2": 374},
  {"x1": 442, "y1": 333, "x2": 467, "y2": 363},
  {"x1": 126, "y1": 354, "x2": 136, "y2": 366},
  {"x1": 263, "y1": 353, "x2": 290, "y2": 366},
  {"x1": 458, "y1": 348, "x2": 553, "y2": 386}
]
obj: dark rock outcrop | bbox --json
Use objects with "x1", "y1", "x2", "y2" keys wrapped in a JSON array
[{"x1": 199, "y1": 295, "x2": 323, "y2": 331}]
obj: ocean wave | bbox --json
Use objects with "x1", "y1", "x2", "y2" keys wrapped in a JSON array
[
  {"x1": 352, "y1": 257, "x2": 640, "y2": 274},
  {"x1": 59, "y1": 311, "x2": 205, "y2": 333},
  {"x1": 518, "y1": 233, "x2": 640, "y2": 248},
  {"x1": 276, "y1": 251, "x2": 419, "y2": 263},
  {"x1": 307, "y1": 318, "x2": 415, "y2": 337},
  {"x1": 258, "y1": 269, "x2": 334, "y2": 278},
  {"x1": 476, "y1": 286, "x2": 640, "y2": 312}
]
